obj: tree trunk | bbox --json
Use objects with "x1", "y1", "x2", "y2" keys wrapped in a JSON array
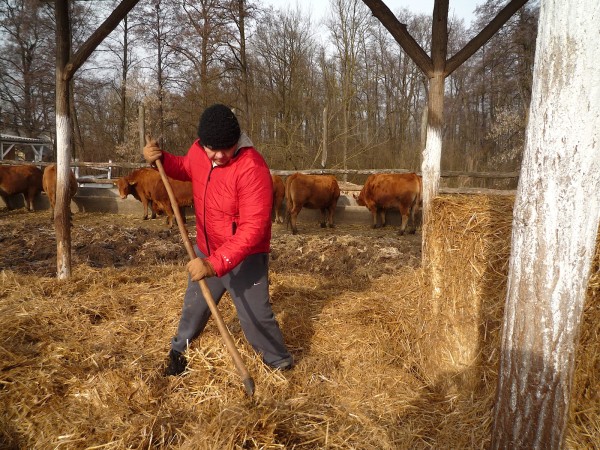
[
  {"x1": 138, "y1": 104, "x2": 145, "y2": 154},
  {"x1": 322, "y1": 107, "x2": 328, "y2": 167},
  {"x1": 155, "y1": 1, "x2": 165, "y2": 140},
  {"x1": 119, "y1": 14, "x2": 129, "y2": 145},
  {"x1": 55, "y1": 0, "x2": 73, "y2": 279},
  {"x1": 491, "y1": 1, "x2": 600, "y2": 447},
  {"x1": 237, "y1": 0, "x2": 251, "y2": 133},
  {"x1": 342, "y1": 100, "x2": 348, "y2": 182}
]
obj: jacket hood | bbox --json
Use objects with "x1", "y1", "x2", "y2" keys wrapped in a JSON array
[{"x1": 235, "y1": 132, "x2": 254, "y2": 154}]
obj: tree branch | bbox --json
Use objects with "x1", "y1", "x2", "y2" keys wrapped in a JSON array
[
  {"x1": 445, "y1": 0, "x2": 529, "y2": 76},
  {"x1": 361, "y1": 0, "x2": 434, "y2": 76},
  {"x1": 63, "y1": 0, "x2": 140, "y2": 81}
]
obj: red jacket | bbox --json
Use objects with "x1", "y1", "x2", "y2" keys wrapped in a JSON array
[{"x1": 161, "y1": 135, "x2": 273, "y2": 276}]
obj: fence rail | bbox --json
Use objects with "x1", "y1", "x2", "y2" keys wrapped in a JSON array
[{"x1": 0, "y1": 159, "x2": 520, "y2": 186}]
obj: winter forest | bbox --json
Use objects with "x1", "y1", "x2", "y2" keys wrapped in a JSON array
[{"x1": 0, "y1": 0, "x2": 539, "y2": 184}]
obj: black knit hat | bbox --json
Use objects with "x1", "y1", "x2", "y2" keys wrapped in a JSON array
[{"x1": 197, "y1": 104, "x2": 241, "y2": 149}]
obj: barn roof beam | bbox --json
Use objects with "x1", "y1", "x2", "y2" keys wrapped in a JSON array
[
  {"x1": 362, "y1": 0, "x2": 529, "y2": 78},
  {"x1": 63, "y1": 0, "x2": 140, "y2": 81},
  {"x1": 446, "y1": 0, "x2": 529, "y2": 76}
]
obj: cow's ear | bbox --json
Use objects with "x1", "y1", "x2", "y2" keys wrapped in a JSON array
[{"x1": 128, "y1": 180, "x2": 138, "y2": 186}]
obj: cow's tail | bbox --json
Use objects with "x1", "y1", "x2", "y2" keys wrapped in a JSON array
[
  {"x1": 418, "y1": 175, "x2": 424, "y2": 209},
  {"x1": 285, "y1": 209, "x2": 291, "y2": 231},
  {"x1": 284, "y1": 175, "x2": 295, "y2": 231},
  {"x1": 284, "y1": 194, "x2": 292, "y2": 231},
  {"x1": 414, "y1": 174, "x2": 423, "y2": 230}
]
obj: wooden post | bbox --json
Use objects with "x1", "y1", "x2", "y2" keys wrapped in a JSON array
[{"x1": 54, "y1": 0, "x2": 73, "y2": 279}]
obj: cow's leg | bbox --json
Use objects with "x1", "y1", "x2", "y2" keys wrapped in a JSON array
[
  {"x1": 379, "y1": 208, "x2": 386, "y2": 227},
  {"x1": 279, "y1": 204, "x2": 285, "y2": 223},
  {"x1": 327, "y1": 204, "x2": 336, "y2": 228},
  {"x1": 413, "y1": 205, "x2": 422, "y2": 232},
  {"x1": 320, "y1": 209, "x2": 327, "y2": 228},
  {"x1": 370, "y1": 208, "x2": 378, "y2": 228},
  {"x1": 25, "y1": 189, "x2": 36, "y2": 211},
  {"x1": 408, "y1": 202, "x2": 417, "y2": 234},
  {"x1": 150, "y1": 200, "x2": 157, "y2": 219},
  {"x1": 140, "y1": 196, "x2": 149, "y2": 220},
  {"x1": 398, "y1": 205, "x2": 410, "y2": 235},
  {"x1": 22, "y1": 193, "x2": 30, "y2": 211},
  {"x1": 290, "y1": 207, "x2": 300, "y2": 234},
  {"x1": 47, "y1": 195, "x2": 55, "y2": 221},
  {"x1": 164, "y1": 203, "x2": 174, "y2": 228}
]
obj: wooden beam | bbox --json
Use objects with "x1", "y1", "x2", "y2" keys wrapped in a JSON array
[
  {"x1": 63, "y1": 0, "x2": 140, "y2": 81},
  {"x1": 361, "y1": 0, "x2": 434, "y2": 76},
  {"x1": 445, "y1": 0, "x2": 529, "y2": 76}
]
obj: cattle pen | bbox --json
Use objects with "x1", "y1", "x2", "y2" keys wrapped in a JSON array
[
  {"x1": 1, "y1": 162, "x2": 597, "y2": 449},
  {"x1": 0, "y1": 160, "x2": 517, "y2": 223}
]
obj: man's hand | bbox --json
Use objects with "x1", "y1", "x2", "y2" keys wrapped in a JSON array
[
  {"x1": 143, "y1": 135, "x2": 162, "y2": 165},
  {"x1": 187, "y1": 258, "x2": 216, "y2": 281}
]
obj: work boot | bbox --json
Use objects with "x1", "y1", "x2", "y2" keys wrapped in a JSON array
[
  {"x1": 164, "y1": 349, "x2": 187, "y2": 376},
  {"x1": 268, "y1": 356, "x2": 294, "y2": 371}
]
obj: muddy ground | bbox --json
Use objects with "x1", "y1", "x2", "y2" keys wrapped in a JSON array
[{"x1": 0, "y1": 208, "x2": 421, "y2": 278}]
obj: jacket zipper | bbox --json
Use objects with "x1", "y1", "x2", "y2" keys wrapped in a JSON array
[{"x1": 203, "y1": 165, "x2": 214, "y2": 255}]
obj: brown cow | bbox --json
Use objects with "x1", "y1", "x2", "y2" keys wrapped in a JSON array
[
  {"x1": 285, "y1": 173, "x2": 340, "y2": 235},
  {"x1": 0, "y1": 164, "x2": 43, "y2": 211},
  {"x1": 116, "y1": 168, "x2": 193, "y2": 227},
  {"x1": 354, "y1": 173, "x2": 422, "y2": 235},
  {"x1": 116, "y1": 168, "x2": 162, "y2": 220},
  {"x1": 152, "y1": 177, "x2": 193, "y2": 227},
  {"x1": 42, "y1": 164, "x2": 78, "y2": 218},
  {"x1": 272, "y1": 174, "x2": 285, "y2": 224}
]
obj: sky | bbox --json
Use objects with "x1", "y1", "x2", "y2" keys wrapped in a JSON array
[{"x1": 261, "y1": 0, "x2": 481, "y2": 27}]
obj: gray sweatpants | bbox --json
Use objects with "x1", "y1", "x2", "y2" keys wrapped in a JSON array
[{"x1": 171, "y1": 247, "x2": 292, "y2": 367}]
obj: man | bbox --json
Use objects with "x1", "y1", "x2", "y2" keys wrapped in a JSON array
[{"x1": 143, "y1": 104, "x2": 293, "y2": 375}]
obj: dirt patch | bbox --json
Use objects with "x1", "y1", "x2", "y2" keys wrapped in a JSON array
[{"x1": 0, "y1": 209, "x2": 421, "y2": 278}]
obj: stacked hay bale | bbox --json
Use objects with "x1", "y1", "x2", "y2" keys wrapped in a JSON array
[
  {"x1": 422, "y1": 194, "x2": 514, "y2": 393},
  {"x1": 423, "y1": 194, "x2": 599, "y2": 447}
]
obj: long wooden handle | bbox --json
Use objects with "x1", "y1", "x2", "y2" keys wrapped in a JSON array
[{"x1": 154, "y1": 159, "x2": 255, "y2": 397}]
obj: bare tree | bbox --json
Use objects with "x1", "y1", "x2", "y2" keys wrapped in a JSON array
[
  {"x1": 371, "y1": 11, "x2": 430, "y2": 170},
  {"x1": 461, "y1": 0, "x2": 539, "y2": 181},
  {"x1": 132, "y1": 0, "x2": 182, "y2": 143},
  {"x1": 326, "y1": 0, "x2": 372, "y2": 181},
  {"x1": 100, "y1": 11, "x2": 144, "y2": 146},
  {"x1": 0, "y1": 0, "x2": 55, "y2": 136},
  {"x1": 221, "y1": 0, "x2": 259, "y2": 132},
  {"x1": 251, "y1": 5, "x2": 317, "y2": 168},
  {"x1": 172, "y1": 0, "x2": 232, "y2": 106},
  {"x1": 491, "y1": 0, "x2": 600, "y2": 446}
]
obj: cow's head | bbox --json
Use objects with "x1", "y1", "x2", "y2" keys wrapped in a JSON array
[
  {"x1": 353, "y1": 191, "x2": 366, "y2": 206},
  {"x1": 115, "y1": 177, "x2": 131, "y2": 199}
]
